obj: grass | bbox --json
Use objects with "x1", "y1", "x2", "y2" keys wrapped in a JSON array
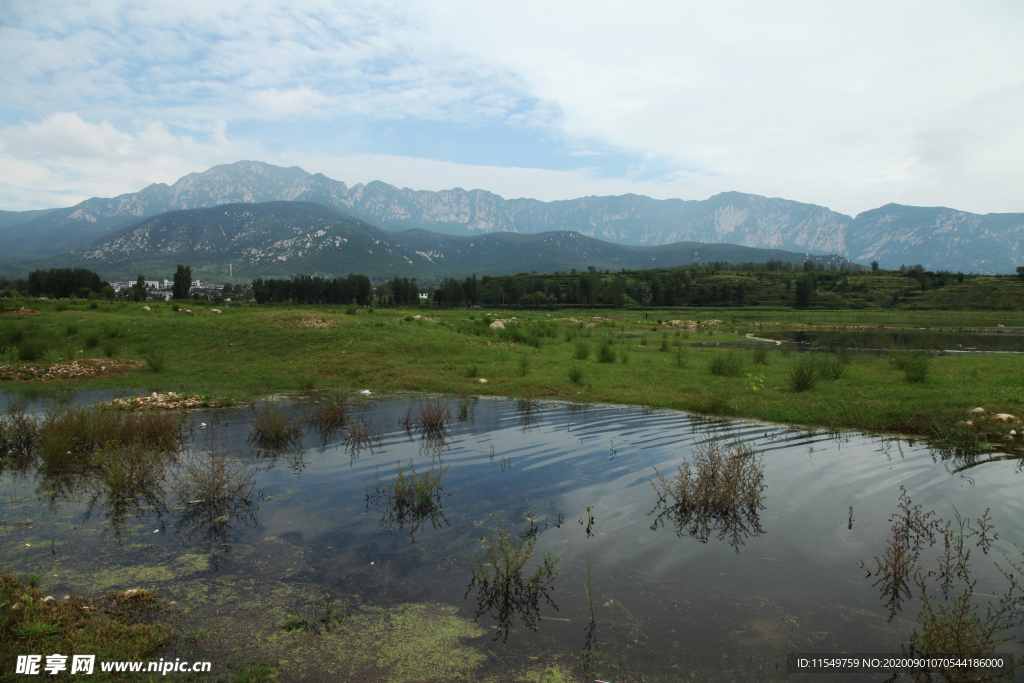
[
  {"x1": 789, "y1": 354, "x2": 819, "y2": 392},
  {"x1": 0, "y1": 300, "x2": 1021, "y2": 451},
  {"x1": 0, "y1": 573, "x2": 171, "y2": 682},
  {"x1": 708, "y1": 350, "x2": 744, "y2": 377}
]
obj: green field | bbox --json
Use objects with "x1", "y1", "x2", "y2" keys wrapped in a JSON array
[{"x1": 1, "y1": 298, "x2": 1022, "y2": 456}]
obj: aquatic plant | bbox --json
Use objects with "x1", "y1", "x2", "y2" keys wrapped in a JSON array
[
  {"x1": 248, "y1": 402, "x2": 304, "y2": 451},
  {"x1": 343, "y1": 412, "x2": 383, "y2": 460},
  {"x1": 309, "y1": 396, "x2": 348, "y2": 440},
  {"x1": 465, "y1": 515, "x2": 560, "y2": 642},
  {"x1": 649, "y1": 432, "x2": 766, "y2": 552},
  {"x1": 863, "y1": 490, "x2": 1021, "y2": 681},
  {"x1": 366, "y1": 459, "x2": 449, "y2": 540}
]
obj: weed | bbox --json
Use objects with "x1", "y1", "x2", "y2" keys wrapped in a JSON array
[
  {"x1": 659, "y1": 336, "x2": 670, "y2": 352},
  {"x1": 708, "y1": 351, "x2": 744, "y2": 377},
  {"x1": 573, "y1": 340, "x2": 592, "y2": 360},
  {"x1": 822, "y1": 354, "x2": 850, "y2": 380},
  {"x1": 903, "y1": 352, "x2": 931, "y2": 383},
  {"x1": 465, "y1": 515, "x2": 560, "y2": 642},
  {"x1": 596, "y1": 342, "x2": 616, "y2": 364},
  {"x1": 568, "y1": 363, "x2": 585, "y2": 386},
  {"x1": 752, "y1": 346, "x2": 769, "y2": 365},
  {"x1": 309, "y1": 397, "x2": 347, "y2": 439},
  {"x1": 16, "y1": 339, "x2": 48, "y2": 362},
  {"x1": 674, "y1": 347, "x2": 687, "y2": 368},
  {"x1": 65, "y1": 324, "x2": 79, "y2": 336},
  {"x1": 248, "y1": 402, "x2": 304, "y2": 451},
  {"x1": 465, "y1": 364, "x2": 478, "y2": 378},
  {"x1": 298, "y1": 373, "x2": 317, "y2": 392},
  {"x1": 619, "y1": 350, "x2": 630, "y2": 365},
  {"x1": 640, "y1": 337, "x2": 648, "y2": 347},
  {"x1": 85, "y1": 334, "x2": 99, "y2": 349},
  {"x1": 345, "y1": 306, "x2": 357, "y2": 315},
  {"x1": 142, "y1": 347, "x2": 167, "y2": 373},
  {"x1": 102, "y1": 341, "x2": 119, "y2": 358},
  {"x1": 788, "y1": 355, "x2": 818, "y2": 392},
  {"x1": 89, "y1": 301, "x2": 98, "y2": 309},
  {"x1": 517, "y1": 353, "x2": 530, "y2": 377},
  {"x1": 649, "y1": 432, "x2": 766, "y2": 552}
]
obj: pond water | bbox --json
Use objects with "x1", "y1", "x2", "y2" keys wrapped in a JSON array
[
  {"x1": 759, "y1": 329, "x2": 1024, "y2": 353},
  {"x1": 2, "y1": 394, "x2": 1023, "y2": 682}
]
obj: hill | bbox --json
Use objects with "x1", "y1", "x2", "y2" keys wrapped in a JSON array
[
  {"x1": 68, "y1": 201, "x2": 852, "y2": 280},
  {"x1": 3, "y1": 160, "x2": 1021, "y2": 273}
]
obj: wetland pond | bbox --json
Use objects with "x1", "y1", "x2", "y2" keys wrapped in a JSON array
[{"x1": 2, "y1": 393, "x2": 1023, "y2": 682}]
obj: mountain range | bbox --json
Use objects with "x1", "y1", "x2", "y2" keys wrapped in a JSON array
[
  {"x1": 1, "y1": 160, "x2": 1021, "y2": 275},
  {"x1": 68, "y1": 201, "x2": 850, "y2": 280}
]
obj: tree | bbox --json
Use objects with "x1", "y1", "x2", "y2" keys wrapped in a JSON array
[
  {"x1": 794, "y1": 274, "x2": 815, "y2": 307},
  {"x1": 131, "y1": 274, "x2": 147, "y2": 301},
  {"x1": 871, "y1": 260, "x2": 880, "y2": 272},
  {"x1": 173, "y1": 265, "x2": 192, "y2": 300}
]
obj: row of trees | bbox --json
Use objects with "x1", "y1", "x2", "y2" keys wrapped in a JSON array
[
  {"x1": 27, "y1": 268, "x2": 105, "y2": 299},
  {"x1": 251, "y1": 274, "x2": 372, "y2": 305}
]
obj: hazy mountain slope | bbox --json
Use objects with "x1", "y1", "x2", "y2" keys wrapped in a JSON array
[
  {"x1": 68, "y1": 201, "x2": 851, "y2": 280},
  {"x1": 0, "y1": 208, "x2": 57, "y2": 232},
  {"x1": 848, "y1": 204, "x2": 1024, "y2": 274},
  {"x1": 4, "y1": 160, "x2": 1022, "y2": 273}
]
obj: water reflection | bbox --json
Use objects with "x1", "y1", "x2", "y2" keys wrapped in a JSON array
[
  {"x1": 464, "y1": 515, "x2": 560, "y2": 642},
  {"x1": 365, "y1": 459, "x2": 450, "y2": 541},
  {"x1": 170, "y1": 439, "x2": 261, "y2": 569},
  {"x1": 82, "y1": 444, "x2": 173, "y2": 544},
  {"x1": 648, "y1": 432, "x2": 766, "y2": 552}
]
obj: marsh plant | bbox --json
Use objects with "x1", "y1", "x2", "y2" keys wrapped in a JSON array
[
  {"x1": 248, "y1": 402, "x2": 304, "y2": 451},
  {"x1": 517, "y1": 353, "x2": 530, "y2": 377},
  {"x1": 752, "y1": 346, "x2": 770, "y2": 365},
  {"x1": 83, "y1": 442, "x2": 175, "y2": 544},
  {"x1": 465, "y1": 515, "x2": 560, "y2": 642},
  {"x1": 862, "y1": 488, "x2": 1021, "y2": 681},
  {"x1": 309, "y1": 396, "x2": 348, "y2": 440},
  {"x1": 708, "y1": 350, "x2": 744, "y2": 377},
  {"x1": 343, "y1": 412, "x2": 384, "y2": 460},
  {"x1": 170, "y1": 440, "x2": 260, "y2": 565},
  {"x1": 141, "y1": 346, "x2": 167, "y2": 373},
  {"x1": 366, "y1": 459, "x2": 449, "y2": 540},
  {"x1": 573, "y1": 340, "x2": 592, "y2": 360},
  {"x1": 649, "y1": 433, "x2": 766, "y2": 552},
  {"x1": 890, "y1": 349, "x2": 931, "y2": 384},
  {"x1": 674, "y1": 347, "x2": 687, "y2": 368}
]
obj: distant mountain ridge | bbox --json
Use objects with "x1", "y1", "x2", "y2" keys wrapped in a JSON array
[
  {"x1": 69, "y1": 201, "x2": 852, "y2": 280},
  {"x1": 2, "y1": 160, "x2": 1022, "y2": 273}
]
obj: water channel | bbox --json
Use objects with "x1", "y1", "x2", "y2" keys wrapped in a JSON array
[{"x1": 1, "y1": 392, "x2": 1022, "y2": 681}]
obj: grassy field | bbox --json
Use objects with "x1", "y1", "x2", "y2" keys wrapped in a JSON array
[{"x1": 0, "y1": 298, "x2": 1022, "y2": 453}]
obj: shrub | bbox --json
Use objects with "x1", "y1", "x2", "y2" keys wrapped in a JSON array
[
  {"x1": 15, "y1": 339, "x2": 47, "y2": 362},
  {"x1": 640, "y1": 337, "x2": 648, "y2": 347},
  {"x1": 102, "y1": 342, "x2": 119, "y2": 358},
  {"x1": 65, "y1": 324, "x2": 79, "y2": 336},
  {"x1": 573, "y1": 341, "x2": 591, "y2": 360},
  {"x1": 752, "y1": 346, "x2": 769, "y2": 365},
  {"x1": 345, "y1": 306, "x2": 357, "y2": 315},
  {"x1": 517, "y1": 354, "x2": 530, "y2": 377},
  {"x1": 298, "y1": 373, "x2": 317, "y2": 392},
  {"x1": 596, "y1": 342, "x2": 616, "y2": 364},
  {"x1": 567, "y1": 363, "x2": 585, "y2": 386},
  {"x1": 708, "y1": 351, "x2": 744, "y2": 377},
  {"x1": 902, "y1": 352, "x2": 930, "y2": 383},
  {"x1": 659, "y1": 336, "x2": 670, "y2": 352},
  {"x1": 789, "y1": 354, "x2": 818, "y2": 392},
  {"x1": 822, "y1": 354, "x2": 850, "y2": 380},
  {"x1": 84, "y1": 334, "x2": 99, "y2": 349},
  {"x1": 142, "y1": 347, "x2": 166, "y2": 373},
  {"x1": 89, "y1": 302, "x2": 98, "y2": 309},
  {"x1": 465, "y1": 364, "x2": 478, "y2": 378},
  {"x1": 675, "y1": 348, "x2": 688, "y2": 368},
  {"x1": 619, "y1": 350, "x2": 630, "y2": 365}
]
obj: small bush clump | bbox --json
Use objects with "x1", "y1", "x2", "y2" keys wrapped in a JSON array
[
  {"x1": 752, "y1": 346, "x2": 769, "y2": 365},
  {"x1": 567, "y1": 363, "x2": 585, "y2": 386},
  {"x1": 573, "y1": 341, "x2": 591, "y2": 361},
  {"x1": 708, "y1": 351, "x2": 744, "y2": 377},
  {"x1": 789, "y1": 354, "x2": 818, "y2": 392},
  {"x1": 596, "y1": 342, "x2": 616, "y2": 364}
]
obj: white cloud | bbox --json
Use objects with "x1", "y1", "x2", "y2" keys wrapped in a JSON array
[{"x1": 1, "y1": 0, "x2": 1022, "y2": 216}]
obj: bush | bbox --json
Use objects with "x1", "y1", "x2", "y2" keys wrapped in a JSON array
[
  {"x1": 84, "y1": 334, "x2": 99, "y2": 349},
  {"x1": 620, "y1": 350, "x2": 630, "y2": 365},
  {"x1": 752, "y1": 346, "x2": 769, "y2": 365},
  {"x1": 89, "y1": 302, "x2": 98, "y2": 309},
  {"x1": 596, "y1": 342, "x2": 616, "y2": 364},
  {"x1": 659, "y1": 336, "x2": 670, "y2": 352},
  {"x1": 249, "y1": 403, "x2": 304, "y2": 451},
  {"x1": 567, "y1": 363, "x2": 585, "y2": 386},
  {"x1": 902, "y1": 352, "x2": 930, "y2": 383},
  {"x1": 465, "y1": 364, "x2": 478, "y2": 378},
  {"x1": 517, "y1": 354, "x2": 530, "y2": 377},
  {"x1": 573, "y1": 341, "x2": 591, "y2": 360},
  {"x1": 65, "y1": 324, "x2": 79, "y2": 336},
  {"x1": 822, "y1": 354, "x2": 850, "y2": 380},
  {"x1": 15, "y1": 339, "x2": 47, "y2": 362},
  {"x1": 789, "y1": 354, "x2": 818, "y2": 392},
  {"x1": 102, "y1": 342, "x2": 119, "y2": 358},
  {"x1": 675, "y1": 348, "x2": 687, "y2": 368},
  {"x1": 142, "y1": 347, "x2": 166, "y2": 373},
  {"x1": 708, "y1": 351, "x2": 744, "y2": 377},
  {"x1": 345, "y1": 306, "x2": 357, "y2": 315}
]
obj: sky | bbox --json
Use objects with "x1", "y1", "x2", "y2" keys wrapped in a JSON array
[{"x1": 1, "y1": 0, "x2": 1022, "y2": 217}]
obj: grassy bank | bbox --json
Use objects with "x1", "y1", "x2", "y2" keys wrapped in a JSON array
[{"x1": 0, "y1": 299, "x2": 1022, "y2": 453}]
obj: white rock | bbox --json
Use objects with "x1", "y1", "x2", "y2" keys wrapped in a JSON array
[
  {"x1": 211, "y1": 309, "x2": 221, "y2": 314},
  {"x1": 360, "y1": 389, "x2": 371, "y2": 395},
  {"x1": 1011, "y1": 430, "x2": 1017, "y2": 436},
  {"x1": 489, "y1": 321, "x2": 504, "y2": 330},
  {"x1": 142, "y1": 306, "x2": 150, "y2": 311},
  {"x1": 970, "y1": 407, "x2": 986, "y2": 414},
  {"x1": 478, "y1": 378, "x2": 488, "y2": 384},
  {"x1": 413, "y1": 315, "x2": 422, "y2": 320},
  {"x1": 993, "y1": 413, "x2": 1018, "y2": 422}
]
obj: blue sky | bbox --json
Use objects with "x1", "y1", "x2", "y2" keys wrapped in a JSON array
[{"x1": 1, "y1": 0, "x2": 1022, "y2": 216}]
